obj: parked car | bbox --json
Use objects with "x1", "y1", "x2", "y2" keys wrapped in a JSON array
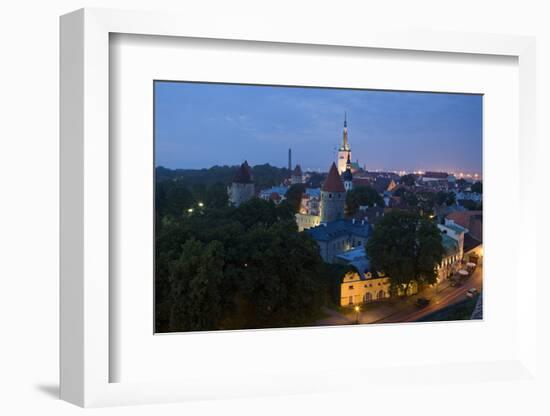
[
  {"x1": 466, "y1": 288, "x2": 478, "y2": 298},
  {"x1": 415, "y1": 298, "x2": 430, "y2": 308}
]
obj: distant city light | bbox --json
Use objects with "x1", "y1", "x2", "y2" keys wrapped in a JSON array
[
  {"x1": 187, "y1": 208, "x2": 193, "y2": 213},
  {"x1": 198, "y1": 202, "x2": 204, "y2": 207}
]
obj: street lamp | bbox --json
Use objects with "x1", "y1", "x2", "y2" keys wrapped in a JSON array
[
  {"x1": 354, "y1": 305, "x2": 360, "y2": 324},
  {"x1": 198, "y1": 202, "x2": 204, "y2": 208},
  {"x1": 187, "y1": 208, "x2": 193, "y2": 214}
]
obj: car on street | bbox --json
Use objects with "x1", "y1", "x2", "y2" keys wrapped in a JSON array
[
  {"x1": 466, "y1": 288, "x2": 478, "y2": 298},
  {"x1": 415, "y1": 298, "x2": 430, "y2": 308}
]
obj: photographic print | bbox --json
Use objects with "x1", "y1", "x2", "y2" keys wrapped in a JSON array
[{"x1": 154, "y1": 81, "x2": 483, "y2": 333}]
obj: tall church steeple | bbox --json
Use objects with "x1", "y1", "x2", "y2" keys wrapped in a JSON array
[
  {"x1": 341, "y1": 113, "x2": 350, "y2": 151},
  {"x1": 337, "y1": 113, "x2": 352, "y2": 174}
]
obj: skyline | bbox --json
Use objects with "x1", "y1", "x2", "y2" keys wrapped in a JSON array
[{"x1": 155, "y1": 81, "x2": 483, "y2": 175}]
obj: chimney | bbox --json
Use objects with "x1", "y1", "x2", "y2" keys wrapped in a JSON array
[{"x1": 288, "y1": 148, "x2": 292, "y2": 171}]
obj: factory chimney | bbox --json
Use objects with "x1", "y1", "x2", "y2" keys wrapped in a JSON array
[{"x1": 288, "y1": 148, "x2": 292, "y2": 171}]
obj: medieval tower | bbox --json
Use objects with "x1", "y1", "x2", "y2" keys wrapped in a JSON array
[
  {"x1": 227, "y1": 161, "x2": 255, "y2": 207},
  {"x1": 291, "y1": 164, "x2": 303, "y2": 184},
  {"x1": 337, "y1": 114, "x2": 351, "y2": 174},
  {"x1": 320, "y1": 162, "x2": 346, "y2": 223}
]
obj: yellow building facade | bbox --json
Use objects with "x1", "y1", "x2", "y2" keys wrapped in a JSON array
[{"x1": 339, "y1": 270, "x2": 419, "y2": 307}]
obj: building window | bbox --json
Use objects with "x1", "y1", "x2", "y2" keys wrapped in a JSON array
[
  {"x1": 349, "y1": 285, "x2": 354, "y2": 290},
  {"x1": 377, "y1": 290, "x2": 385, "y2": 300},
  {"x1": 364, "y1": 292, "x2": 372, "y2": 302},
  {"x1": 349, "y1": 296, "x2": 353, "y2": 305}
]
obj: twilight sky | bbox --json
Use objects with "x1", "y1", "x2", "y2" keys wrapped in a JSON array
[{"x1": 155, "y1": 81, "x2": 482, "y2": 174}]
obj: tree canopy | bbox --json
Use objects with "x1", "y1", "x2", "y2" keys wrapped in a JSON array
[
  {"x1": 285, "y1": 183, "x2": 307, "y2": 213},
  {"x1": 155, "y1": 191, "x2": 328, "y2": 332},
  {"x1": 365, "y1": 210, "x2": 445, "y2": 296},
  {"x1": 345, "y1": 185, "x2": 385, "y2": 217},
  {"x1": 400, "y1": 174, "x2": 417, "y2": 187},
  {"x1": 471, "y1": 181, "x2": 482, "y2": 194}
]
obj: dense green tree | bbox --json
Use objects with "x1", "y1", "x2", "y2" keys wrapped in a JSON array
[
  {"x1": 435, "y1": 191, "x2": 456, "y2": 206},
  {"x1": 205, "y1": 182, "x2": 229, "y2": 208},
  {"x1": 345, "y1": 185, "x2": 384, "y2": 217},
  {"x1": 155, "y1": 180, "x2": 195, "y2": 218},
  {"x1": 231, "y1": 198, "x2": 294, "y2": 229},
  {"x1": 458, "y1": 199, "x2": 482, "y2": 211},
  {"x1": 156, "y1": 192, "x2": 327, "y2": 332},
  {"x1": 168, "y1": 239, "x2": 225, "y2": 331},
  {"x1": 366, "y1": 210, "x2": 444, "y2": 296},
  {"x1": 402, "y1": 191, "x2": 419, "y2": 208},
  {"x1": 393, "y1": 187, "x2": 407, "y2": 197},
  {"x1": 401, "y1": 174, "x2": 417, "y2": 187},
  {"x1": 285, "y1": 183, "x2": 306, "y2": 213},
  {"x1": 155, "y1": 164, "x2": 289, "y2": 190},
  {"x1": 456, "y1": 178, "x2": 468, "y2": 188},
  {"x1": 471, "y1": 181, "x2": 482, "y2": 194},
  {"x1": 446, "y1": 191, "x2": 456, "y2": 206},
  {"x1": 306, "y1": 172, "x2": 325, "y2": 188}
]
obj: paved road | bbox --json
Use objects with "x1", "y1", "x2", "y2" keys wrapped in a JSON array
[
  {"x1": 376, "y1": 265, "x2": 482, "y2": 323},
  {"x1": 316, "y1": 264, "x2": 483, "y2": 326}
]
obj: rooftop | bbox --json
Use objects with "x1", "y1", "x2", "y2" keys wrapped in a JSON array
[
  {"x1": 259, "y1": 186, "x2": 288, "y2": 197},
  {"x1": 292, "y1": 164, "x2": 303, "y2": 176},
  {"x1": 233, "y1": 161, "x2": 253, "y2": 183},
  {"x1": 442, "y1": 222, "x2": 468, "y2": 235},
  {"x1": 447, "y1": 211, "x2": 482, "y2": 241},
  {"x1": 423, "y1": 171, "x2": 449, "y2": 179},
  {"x1": 304, "y1": 188, "x2": 320, "y2": 198},
  {"x1": 306, "y1": 218, "x2": 371, "y2": 242},
  {"x1": 463, "y1": 233, "x2": 482, "y2": 252},
  {"x1": 322, "y1": 163, "x2": 346, "y2": 193},
  {"x1": 442, "y1": 234, "x2": 459, "y2": 255},
  {"x1": 372, "y1": 177, "x2": 395, "y2": 194}
]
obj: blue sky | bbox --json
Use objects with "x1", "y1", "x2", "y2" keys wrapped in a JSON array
[{"x1": 155, "y1": 81, "x2": 482, "y2": 174}]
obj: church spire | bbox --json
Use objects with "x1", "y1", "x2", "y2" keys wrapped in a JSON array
[{"x1": 342, "y1": 113, "x2": 349, "y2": 151}]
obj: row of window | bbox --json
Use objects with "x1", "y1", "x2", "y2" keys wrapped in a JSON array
[
  {"x1": 348, "y1": 290, "x2": 387, "y2": 305},
  {"x1": 348, "y1": 281, "x2": 387, "y2": 290}
]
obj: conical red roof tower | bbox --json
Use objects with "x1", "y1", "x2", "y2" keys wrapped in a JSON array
[{"x1": 322, "y1": 162, "x2": 346, "y2": 193}]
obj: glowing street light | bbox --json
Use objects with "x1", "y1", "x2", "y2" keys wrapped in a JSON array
[
  {"x1": 354, "y1": 305, "x2": 360, "y2": 324},
  {"x1": 187, "y1": 208, "x2": 194, "y2": 214},
  {"x1": 198, "y1": 202, "x2": 204, "y2": 207}
]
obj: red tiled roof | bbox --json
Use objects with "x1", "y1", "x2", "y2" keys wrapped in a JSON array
[
  {"x1": 352, "y1": 178, "x2": 372, "y2": 187},
  {"x1": 424, "y1": 171, "x2": 449, "y2": 179},
  {"x1": 233, "y1": 161, "x2": 253, "y2": 183},
  {"x1": 322, "y1": 163, "x2": 346, "y2": 193},
  {"x1": 269, "y1": 192, "x2": 281, "y2": 201},
  {"x1": 447, "y1": 210, "x2": 483, "y2": 241}
]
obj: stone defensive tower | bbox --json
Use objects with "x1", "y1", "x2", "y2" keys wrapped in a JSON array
[
  {"x1": 320, "y1": 162, "x2": 346, "y2": 223},
  {"x1": 228, "y1": 161, "x2": 255, "y2": 207},
  {"x1": 291, "y1": 164, "x2": 303, "y2": 184}
]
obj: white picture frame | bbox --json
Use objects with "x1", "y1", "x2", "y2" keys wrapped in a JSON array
[{"x1": 60, "y1": 8, "x2": 538, "y2": 408}]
